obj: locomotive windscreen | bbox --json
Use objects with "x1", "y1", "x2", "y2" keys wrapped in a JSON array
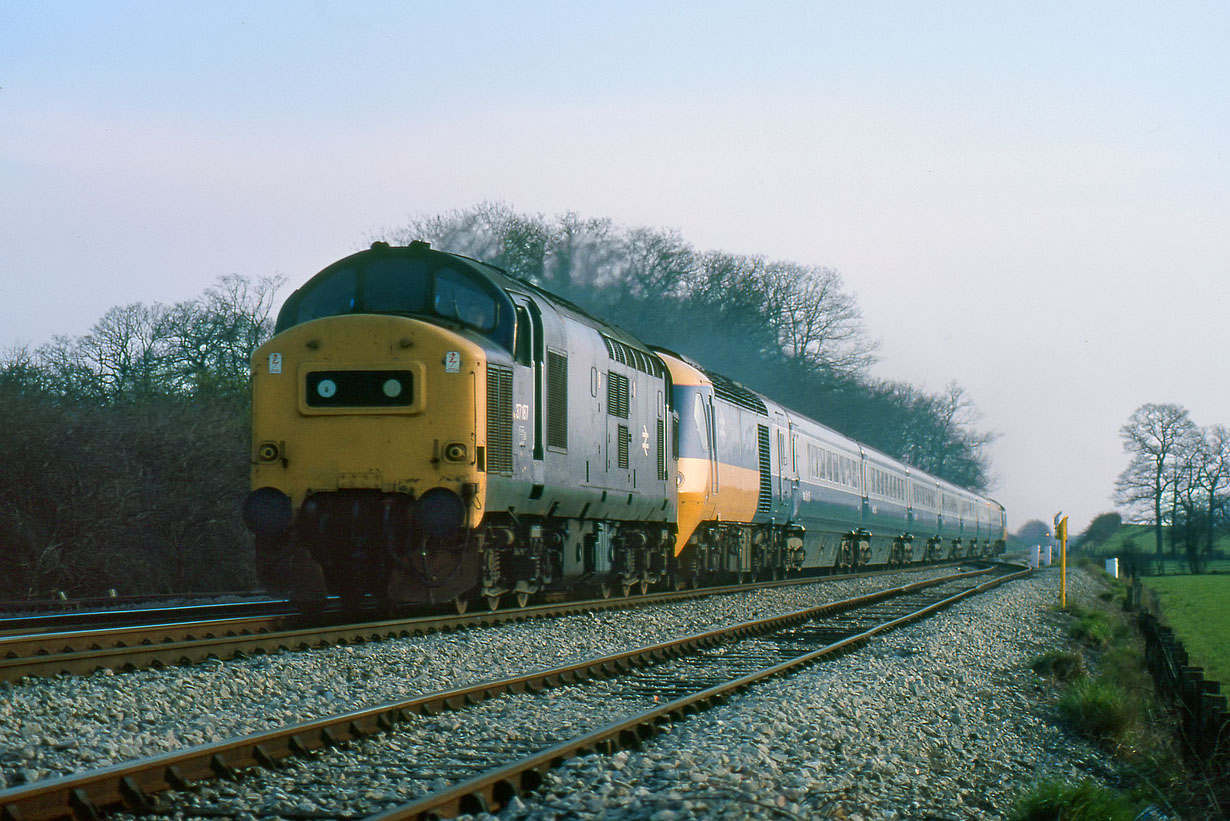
[{"x1": 275, "y1": 250, "x2": 515, "y2": 350}]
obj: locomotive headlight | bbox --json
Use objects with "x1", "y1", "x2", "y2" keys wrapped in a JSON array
[
  {"x1": 443, "y1": 442, "x2": 468, "y2": 463},
  {"x1": 257, "y1": 441, "x2": 282, "y2": 462},
  {"x1": 382, "y1": 378, "x2": 403, "y2": 398},
  {"x1": 316, "y1": 378, "x2": 338, "y2": 399}
]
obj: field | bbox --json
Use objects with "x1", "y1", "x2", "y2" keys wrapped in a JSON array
[
  {"x1": 1078, "y1": 523, "x2": 1230, "y2": 574},
  {"x1": 1143, "y1": 575, "x2": 1230, "y2": 686}
]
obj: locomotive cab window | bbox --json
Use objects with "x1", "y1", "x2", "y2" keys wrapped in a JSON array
[
  {"x1": 293, "y1": 268, "x2": 357, "y2": 324},
  {"x1": 275, "y1": 251, "x2": 515, "y2": 350},
  {"x1": 433, "y1": 268, "x2": 497, "y2": 331}
]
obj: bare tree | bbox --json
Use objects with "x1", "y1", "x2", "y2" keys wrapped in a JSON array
[
  {"x1": 761, "y1": 261, "x2": 878, "y2": 378},
  {"x1": 380, "y1": 204, "x2": 989, "y2": 490},
  {"x1": 889, "y1": 381, "x2": 996, "y2": 489},
  {"x1": 1114, "y1": 403, "x2": 1196, "y2": 567},
  {"x1": 164, "y1": 274, "x2": 283, "y2": 397},
  {"x1": 1196, "y1": 424, "x2": 1230, "y2": 569}
]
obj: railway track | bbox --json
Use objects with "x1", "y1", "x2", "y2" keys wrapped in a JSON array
[
  {"x1": 0, "y1": 599, "x2": 295, "y2": 636},
  {"x1": 0, "y1": 562, "x2": 1029, "y2": 820},
  {"x1": 0, "y1": 563, "x2": 973, "y2": 683}
]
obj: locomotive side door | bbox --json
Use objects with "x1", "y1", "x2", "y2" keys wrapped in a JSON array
[{"x1": 510, "y1": 294, "x2": 545, "y2": 484}]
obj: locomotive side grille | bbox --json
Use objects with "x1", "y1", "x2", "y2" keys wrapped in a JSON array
[
  {"x1": 617, "y1": 424, "x2": 630, "y2": 469},
  {"x1": 486, "y1": 365, "x2": 514, "y2": 475},
  {"x1": 710, "y1": 371, "x2": 768, "y2": 415},
  {"x1": 546, "y1": 351, "x2": 568, "y2": 450},
  {"x1": 607, "y1": 371, "x2": 629, "y2": 418},
  {"x1": 656, "y1": 418, "x2": 666, "y2": 480},
  {"x1": 601, "y1": 334, "x2": 665, "y2": 379},
  {"x1": 757, "y1": 424, "x2": 772, "y2": 513}
]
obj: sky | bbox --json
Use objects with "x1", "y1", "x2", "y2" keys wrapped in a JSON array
[{"x1": 3, "y1": 1, "x2": 1228, "y2": 534}]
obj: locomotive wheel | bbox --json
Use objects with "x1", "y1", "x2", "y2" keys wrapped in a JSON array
[
  {"x1": 453, "y1": 596, "x2": 469, "y2": 615},
  {"x1": 621, "y1": 583, "x2": 634, "y2": 597},
  {"x1": 516, "y1": 591, "x2": 531, "y2": 608},
  {"x1": 486, "y1": 594, "x2": 501, "y2": 611},
  {"x1": 599, "y1": 583, "x2": 613, "y2": 599},
  {"x1": 639, "y1": 579, "x2": 650, "y2": 595}
]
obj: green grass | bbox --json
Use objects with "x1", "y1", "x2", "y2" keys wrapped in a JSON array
[
  {"x1": 1076, "y1": 523, "x2": 1230, "y2": 574},
  {"x1": 1058, "y1": 678, "x2": 1138, "y2": 742},
  {"x1": 1068, "y1": 609, "x2": 1114, "y2": 648},
  {"x1": 1010, "y1": 779, "x2": 1140, "y2": 821},
  {"x1": 1144, "y1": 575, "x2": 1230, "y2": 686},
  {"x1": 1029, "y1": 649, "x2": 1087, "y2": 682}
]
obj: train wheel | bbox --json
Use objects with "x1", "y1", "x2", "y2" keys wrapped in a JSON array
[
  {"x1": 639, "y1": 579, "x2": 650, "y2": 595},
  {"x1": 486, "y1": 594, "x2": 501, "y2": 611},
  {"x1": 621, "y1": 583, "x2": 634, "y2": 597},
  {"x1": 516, "y1": 591, "x2": 531, "y2": 608},
  {"x1": 599, "y1": 583, "x2": 612, "y2": 599},
  {"x1": 453, "y1": 597, "x2": 469, "y2": 615}
]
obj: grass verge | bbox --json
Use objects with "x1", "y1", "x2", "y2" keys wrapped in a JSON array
[{"x1": 1010, "y1": 779, "x2": 1140, "y2": 821}]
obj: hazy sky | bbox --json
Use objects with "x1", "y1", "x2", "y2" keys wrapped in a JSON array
[{"x1": 4, "y1": 2, "x2": 1228, "y2": 533}]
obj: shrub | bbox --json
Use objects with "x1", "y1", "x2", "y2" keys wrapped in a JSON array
[
  {"x1": 1069, "y1": 610, "x2": 1113, "y2": 648},
  {"x1": 1058, "y1": 679, "x2": 1137, "y2": 743},
  {"x1": 0, "y1": 393, "x2": 255, "y2": 597},
  {"x1": 1010, "y1": 779, "x2": 1139, "y2": 821},
  {"x1": 1029, "y1": 650, "x2": 1088, "y2": 682}
]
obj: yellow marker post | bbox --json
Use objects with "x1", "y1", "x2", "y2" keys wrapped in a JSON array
[{"x1": 1054, "y1": 512, "x2": 1069, "y2": 608}]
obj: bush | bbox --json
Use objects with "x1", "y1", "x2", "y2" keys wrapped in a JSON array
[
  {"x1": 1068, "y1": 609, "x2": 1114, "y2": 648},
  {"x1": 1010, "y1": 779, "x2": 1139, "y2": 821},
  {"x1": 1029, "y1": 650, "x2": 1088, "y2": 682},
  {"x1": 1058, "y1": 679, "x2": 1137, "y2": 743},
  {"x1": 0, "y1": 392, "x2": 256, "y2": 597}
]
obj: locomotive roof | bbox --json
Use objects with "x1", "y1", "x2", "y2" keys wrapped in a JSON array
[{"x1": 391, "y1": 242, "x2": 658, "y2": 360}]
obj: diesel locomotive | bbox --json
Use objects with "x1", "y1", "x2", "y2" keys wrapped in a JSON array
[{"x1": 242, "y1": 241, "x2": 1006, "y2": 609}]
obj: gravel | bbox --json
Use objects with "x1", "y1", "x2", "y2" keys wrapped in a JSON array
[
  {"x1": 0, "y1": 568, "x2": 954, "y2": 789},
  {"x1": 0, "y1": 566, "x2": 1128, "y2": 820},
  {"x1": 498, "y1": 567, "x2": 1123, "y2": 820}
]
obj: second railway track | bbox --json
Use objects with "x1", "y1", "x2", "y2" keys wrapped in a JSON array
[
  {"x1": 0, "y1": 563, "x2": 973, "y2": 683},
  {"x1": 0, "y1": 562, "x2": 1029, "y2": 820}
]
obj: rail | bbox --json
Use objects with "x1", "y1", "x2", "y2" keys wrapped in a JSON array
[{"x1": 0, "y1": 564, "x2": 1029, "y2": 820}]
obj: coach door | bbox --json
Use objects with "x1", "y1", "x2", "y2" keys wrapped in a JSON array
[
  {"x1": 789, "y1": 421, "x2": 801, "y2": 519},
  {"x1": 772, "y1": 410, "x2": 788, "y2": 511}
]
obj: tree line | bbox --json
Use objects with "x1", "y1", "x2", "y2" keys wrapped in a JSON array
[
  {"x1": 384, "y1": 203, "x2": 995, "y2": 490},
  {"x1": 1114, "y1": 403, "x2": 1230, "y2": 573},
  {"x1": 0, "y1": 206, "x2": 995, "y2": 598},
  {"x1": 0, "y1": 276, "x2": 282, "y2": 598}
]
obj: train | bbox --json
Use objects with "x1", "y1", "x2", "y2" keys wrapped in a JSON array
[{"x1": 241, "y1": 241, "x2": 1006, "y2": 609}]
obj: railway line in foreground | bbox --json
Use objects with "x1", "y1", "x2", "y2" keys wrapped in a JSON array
[
  {"x1": 0, "y1": 563, "x2": 973, "y2": 683},
  {"x1": 0, "y1": 562, "x2": 1029, "y2": 820}
]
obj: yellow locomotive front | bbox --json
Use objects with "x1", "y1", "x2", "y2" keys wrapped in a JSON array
[{"x1": 242, "y1": 242, "x2": 513, "y2": 605}]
